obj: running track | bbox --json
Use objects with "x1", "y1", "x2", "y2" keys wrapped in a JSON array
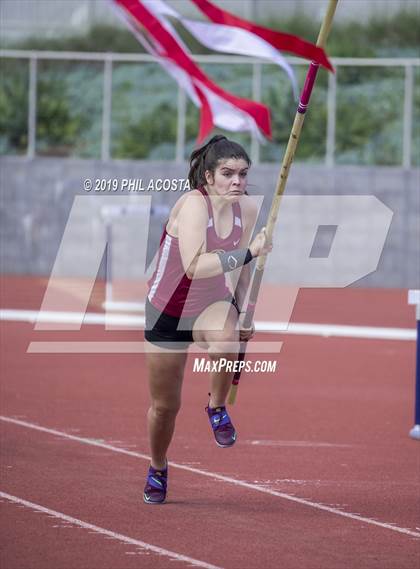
[{"x1": 1, "y1": 276, "x2": 419, "y2": 569}]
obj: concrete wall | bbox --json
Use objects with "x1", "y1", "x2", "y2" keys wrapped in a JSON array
[{"x1": 0, "y1": 156, "x2": 419, "y2": 288}]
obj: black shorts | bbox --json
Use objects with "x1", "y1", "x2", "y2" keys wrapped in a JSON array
[{"x1": 145, "y1": 297, "x2": 240, "y2": 350}]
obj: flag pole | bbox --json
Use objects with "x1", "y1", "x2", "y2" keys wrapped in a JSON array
[{"x1": 228, "y1": 0, "x2": 339, "y2": 405}]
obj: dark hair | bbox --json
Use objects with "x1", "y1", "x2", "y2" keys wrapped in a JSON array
[{"x1": 188, "y1": 135, "x2": 251, "y2": 189}]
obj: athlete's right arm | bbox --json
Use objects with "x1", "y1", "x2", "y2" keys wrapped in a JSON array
[{"x1": 177, "y1": 195, "x2": 224, "y2": 279}]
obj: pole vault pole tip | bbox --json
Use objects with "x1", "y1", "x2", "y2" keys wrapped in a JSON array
[{"x1": 228, "y1": 384, "x2": 238, "y2": 405}]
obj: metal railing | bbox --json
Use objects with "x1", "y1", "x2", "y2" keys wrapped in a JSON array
[{"x1": 1, "y1": 49, "x2": 419, "y2": 166}]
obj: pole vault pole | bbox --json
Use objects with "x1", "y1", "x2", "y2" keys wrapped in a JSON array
[{"x1": 228, "y1": 0, "x2": 339, "y2": 404}]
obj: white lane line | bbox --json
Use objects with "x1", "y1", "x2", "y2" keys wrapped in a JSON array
[
  {"x1": 0, "y1": 309, "x2": 416, "y2": 341},
  {"x1": 2, "y1": 415, "x2": 419, "y2": 539},
  {"x1": 256, "y1": 321, "x2": 416, "y2": 341},
  {"x1": 0, "y1": 309, "x2": 144, "y2": 327},
  {"x1": 0, "y1": 491, "x2": 221, "y2": 569},
  {"x1": 247, "y1": 440, "x2": 353, "y2": 448}
]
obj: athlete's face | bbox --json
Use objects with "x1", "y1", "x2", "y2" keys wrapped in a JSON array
[{"x1": 205, "y1": 158, "x2": 249, "y2": 200}]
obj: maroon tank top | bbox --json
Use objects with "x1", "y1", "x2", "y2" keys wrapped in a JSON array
[{"x1": 147, "y1": 187, "x2": 243, "y2": 317}]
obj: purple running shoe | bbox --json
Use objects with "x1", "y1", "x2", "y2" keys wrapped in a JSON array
[
  {"x1": 143, "y1": 464, "x2": 168, "y2": 504},
  {"x1": 206, "y1": 404, "x2": 237, "y2": 448}
]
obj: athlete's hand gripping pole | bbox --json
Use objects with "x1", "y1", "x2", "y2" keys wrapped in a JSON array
[{"x1": 228, "y1": 0, "x2": 339, "y2": 405}]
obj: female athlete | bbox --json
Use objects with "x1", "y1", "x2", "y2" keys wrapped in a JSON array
[{"x1": 143, "y1": 135, "x2": 272, "y2": 504}]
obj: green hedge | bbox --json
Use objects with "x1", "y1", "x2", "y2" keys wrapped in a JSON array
[{"x1": 1, "y1": 11, "x2": 419, "y2": 164}]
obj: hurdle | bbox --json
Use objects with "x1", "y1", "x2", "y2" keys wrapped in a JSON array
[
  {"x1": 100, "y1": 202, "x2": 170, "y2": 313},
  {"x1": 408, "y1": 289, "x2": 420, "y2": 440}
]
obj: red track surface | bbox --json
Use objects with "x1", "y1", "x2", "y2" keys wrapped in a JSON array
[{"x1": 1, "y1": 276, "x2": 419, "y2": 569}]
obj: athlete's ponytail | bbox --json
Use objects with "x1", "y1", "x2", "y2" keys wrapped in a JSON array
[{"x1": 188, "y1": 135, "x2": 251, "y2": 189}]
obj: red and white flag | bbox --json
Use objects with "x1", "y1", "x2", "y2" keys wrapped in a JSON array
[
  {"x1": 139, "y1": 0, "x2": 298, "y2": 97},
  {"x1": 112, "y1": 0, "x2": 332, "y2": 143}
]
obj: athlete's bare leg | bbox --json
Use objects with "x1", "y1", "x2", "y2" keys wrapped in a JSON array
[
  {"x1": 145, "y1": 343, "x2": 188, "y2": 470},
  {"x1": 193, "y1": 301, "x2": 239, "y2": 407}
]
